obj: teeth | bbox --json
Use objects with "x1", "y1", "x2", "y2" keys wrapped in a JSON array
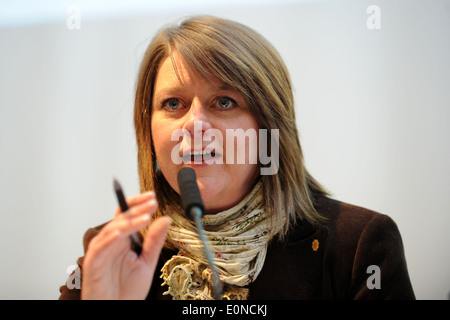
[
  {"x1": 188, "y1": 150, "x2": 211, "y2": 156},
  {"x1": 180, "y1": 149, "x2": 219, "y2": 162}
]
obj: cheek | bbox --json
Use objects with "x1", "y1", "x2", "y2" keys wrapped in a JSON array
[
  {"x1": 151, "y1": 120, "x2": 174, "y2": 163},
  {"x1": 151, "y1": 119, "x2": 182, "y2": 191}
]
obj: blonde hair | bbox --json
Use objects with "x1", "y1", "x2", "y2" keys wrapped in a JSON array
[{"x1": 134, "y1": 16, "x2": 327, "y2": 240}]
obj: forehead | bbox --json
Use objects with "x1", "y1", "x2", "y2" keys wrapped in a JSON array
[
  {"x1": 156, "y1": 54, "x2": 189, "y2": 84},
  {"x1": 153, "y1": 53, "x2": 229, "y2": 95}
]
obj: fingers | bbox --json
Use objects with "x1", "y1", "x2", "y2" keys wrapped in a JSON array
[
  {"x1": 87, "y1": 195, "x2": 158, "y2": 262},
  {"x1": 114, "y1": 191, "x2": 156, "y2": 218},
  {"x1": 82, "y1": 191, "x2": 167, "y2": 300},
  {"x1": 141, "y1": 216, "x2": 172, "y2": 267},
  {"x1": 86, "y1": 213, "x2": 151, "y2": 264}
]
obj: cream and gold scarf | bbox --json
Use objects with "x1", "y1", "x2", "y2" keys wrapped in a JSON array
[{"x1": 160, "y1": 181, "x2": 278, "y2": 300}]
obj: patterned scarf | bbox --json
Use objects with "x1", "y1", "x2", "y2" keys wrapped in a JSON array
[{"x1": 160, "y1": 181, "x2": 277, "y2": 300}]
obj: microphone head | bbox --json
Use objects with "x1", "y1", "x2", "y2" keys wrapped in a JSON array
[{"x1": 177, "y1": 167, "x2": 206, "y2": 219}]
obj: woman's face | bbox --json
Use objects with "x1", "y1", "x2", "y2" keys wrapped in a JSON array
[{"x1": 151, "y1": 53, "x2": 260, "y2": 214}]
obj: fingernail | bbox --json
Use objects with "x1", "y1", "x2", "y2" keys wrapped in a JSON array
[{"x1": 139, "y1": 214, "x2": 151, "y2": 223}]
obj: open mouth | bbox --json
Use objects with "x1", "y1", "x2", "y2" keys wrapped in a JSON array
[{"x1": 181, "y1": 149, "x2": 220, "y2": 163}]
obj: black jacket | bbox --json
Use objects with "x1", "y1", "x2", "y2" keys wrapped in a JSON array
[{"x1": 59, "y1": 195, "x2": 415, "y2": 300}]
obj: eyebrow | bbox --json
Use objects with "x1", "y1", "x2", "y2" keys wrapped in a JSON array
[
  {"x1": 153, "y1": 84, "x2": 237, "y2": 99},
  {"x1": 153, "y1": 86, "x2": 186, "y2": 99}
]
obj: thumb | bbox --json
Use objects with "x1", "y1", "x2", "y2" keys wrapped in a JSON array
[{"x1": 140, "y1": 216, "x2": 172, "y2": 267}]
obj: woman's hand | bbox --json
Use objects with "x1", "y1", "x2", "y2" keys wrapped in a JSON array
[{"x1": 81, "y1": 191, "x2": 171, "y2": 300}]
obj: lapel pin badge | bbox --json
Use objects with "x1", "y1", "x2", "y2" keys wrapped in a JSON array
[{"x1": 312, "y1": 239, "x2": 319, "y2": 251}]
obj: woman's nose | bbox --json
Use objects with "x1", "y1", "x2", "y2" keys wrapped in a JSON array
[{"x1": 182, "y1": 98, "x2": 213, "y2": 140}]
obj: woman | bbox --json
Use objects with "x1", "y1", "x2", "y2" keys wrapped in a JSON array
[{"x1": 59, "y1": 16, "x2": 415, "y2": 300}]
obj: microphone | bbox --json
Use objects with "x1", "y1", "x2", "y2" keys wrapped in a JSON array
[
  {"x1": 177, "y1": 167, "x2": 223, "y2": 300},
  {"x1": 177, "y1": 167, "x2": 206, "y2": 220}
]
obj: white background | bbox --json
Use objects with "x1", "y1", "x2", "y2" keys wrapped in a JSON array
[{"x1": 0, "y1": 0, "x2": 449, "y2": 299}]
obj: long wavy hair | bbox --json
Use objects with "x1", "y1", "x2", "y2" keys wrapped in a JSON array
[{"x1": 134, "y1": 16, "x2": 327, "y2": 241}]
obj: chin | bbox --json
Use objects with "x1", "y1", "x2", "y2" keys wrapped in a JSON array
[
  {"x1": 196, "y1": 176, "x2": 223, "y2": 199},
  {"x1": 195, "y1": 177, "x2": 230, "y2": 212}
]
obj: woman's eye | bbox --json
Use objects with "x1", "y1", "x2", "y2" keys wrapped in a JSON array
[
  {"x1": 216, "y1": 97, "x2": 236, "y2": 110},
  {"x1": 162, "y1": 98, "x2": 180, "y2": 110}
]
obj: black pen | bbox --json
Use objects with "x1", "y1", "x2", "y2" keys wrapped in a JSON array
[{"x1": 113, "y1": 178, "x2": 143, "y2": 255}]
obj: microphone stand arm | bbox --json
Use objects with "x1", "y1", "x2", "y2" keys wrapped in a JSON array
[{"x1": 190, "y1": 206, "x2": 224, "y2": 300}]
